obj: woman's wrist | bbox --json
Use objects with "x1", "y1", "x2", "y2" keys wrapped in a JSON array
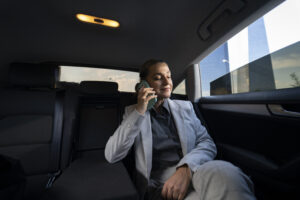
[
  {"x1": 177, "y1": 164, "x2": 192, "y2": 180},
  {"x1": 135, "y1": 105, "x2": 145, "y2": 115}
]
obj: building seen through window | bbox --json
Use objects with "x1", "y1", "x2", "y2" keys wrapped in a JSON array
[{"x1": 200, "y1": 0, "x2": 300, "y2": 96}]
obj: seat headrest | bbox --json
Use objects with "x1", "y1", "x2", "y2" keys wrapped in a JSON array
[
  {"x1": 79, "y1": 81, "x2": 118, "y2": 94},
  {"x1": 9, "y1": 63, "x2": 59, "y2": 88}
]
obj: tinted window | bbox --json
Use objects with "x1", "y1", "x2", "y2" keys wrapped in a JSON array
[
  {"x1": 60, "y1": 66, "x2": 139, "y2": 92},
  {"x1": 173, "y1": 80, "x2": 186, "y2": 95},
  {"x1": 199, "y1": 0, "x2": 300, "y2": 96}
]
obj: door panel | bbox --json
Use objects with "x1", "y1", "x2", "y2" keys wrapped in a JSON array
[{"x1": 198, "y1": 87, "x2": 300, "y2": 199}]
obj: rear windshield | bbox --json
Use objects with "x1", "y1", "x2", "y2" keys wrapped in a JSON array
[{"x1": 59, "y1": 66, "x2": 139, "y2": 92}]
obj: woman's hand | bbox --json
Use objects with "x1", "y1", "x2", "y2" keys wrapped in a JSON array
[
  {"x1": 135, "y1": 86, "x2": 157, "y2": 114},
  {"x1": 161, "y1": 165, "x2": 192, "y2": 200}
]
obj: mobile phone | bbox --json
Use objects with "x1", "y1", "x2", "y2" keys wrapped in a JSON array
[{"x1": 136, "y1": 80, "x2": 157, "y2": 110}]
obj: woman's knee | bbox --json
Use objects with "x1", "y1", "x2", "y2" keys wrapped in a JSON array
[
  {"x1": 193, "y1": 160, "x2": 253, "y2": 191},
  {"x1": 192, "y1": 160, "x2": 256, "y2": 199},
  {"x1": 194, "y1": 160, "x2": 239, "y2": 177}
]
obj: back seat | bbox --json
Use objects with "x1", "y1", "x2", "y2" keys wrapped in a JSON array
[
  {"x1": 1, "y1": 63, "x2": 138, "y2": 199},
  {"x1": 0, "y1": 63, "x2": 64, "y2": 199},
  {"x1": 75, "y1": 81, "x2": 121, "y2": 152},
  {"x1": 41, "y1": 80, "x2": 138, "y2": 199}
]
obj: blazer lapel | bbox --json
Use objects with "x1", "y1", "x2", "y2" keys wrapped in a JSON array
[
  {"x1": 140, "y1": 111, "x2": 152, "y2": 179},
  {"x1": 168, "y1": 99, "x2": 188, "y2": 155}
]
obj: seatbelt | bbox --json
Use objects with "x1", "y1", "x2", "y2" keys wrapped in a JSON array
[{"x1": 46, "y1": 89, "x2": 65, "y2": 188}]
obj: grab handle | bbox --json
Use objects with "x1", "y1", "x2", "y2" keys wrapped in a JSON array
[{"x1": 268, "y1": 104, "x2": 300, "y2": 118}]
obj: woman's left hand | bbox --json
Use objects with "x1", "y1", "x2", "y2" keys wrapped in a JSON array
[{"x1": 161, "y1": 164, "x2": 192, "y2": 200}]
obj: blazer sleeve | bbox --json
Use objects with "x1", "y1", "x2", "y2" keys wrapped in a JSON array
[
  {"x1": 176, "y1": 102, "x2": 217, "y2": 172},
  {"x1": 104, "y1": 106, "x2": 145, "y2": 163}
]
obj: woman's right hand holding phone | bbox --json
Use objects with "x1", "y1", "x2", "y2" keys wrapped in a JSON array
[{"x1": 135, "y1": 86, "x2": 157, "y2": 114}]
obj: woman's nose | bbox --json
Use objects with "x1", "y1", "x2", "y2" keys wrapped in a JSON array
[{"x1": 162, "y1": 76, "x2": 171, "y2": 85}]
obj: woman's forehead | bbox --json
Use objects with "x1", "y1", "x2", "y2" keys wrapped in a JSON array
[{"x1": 149, "y1": 63, "x2": 171, "y2": 74}]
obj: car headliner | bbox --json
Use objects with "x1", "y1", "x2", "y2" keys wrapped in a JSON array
[{"x1": 0, "y1": 0, "x2": 283, "y2": 86}]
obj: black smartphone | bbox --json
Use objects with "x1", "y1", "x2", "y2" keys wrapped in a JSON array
[{"x1": 136, "y1": 80, "x2": 157, "y2": 110}]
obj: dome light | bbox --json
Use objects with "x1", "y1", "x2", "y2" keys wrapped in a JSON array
[{"x1": 76, "y1": 14, "x2": 120, "y2": 28}]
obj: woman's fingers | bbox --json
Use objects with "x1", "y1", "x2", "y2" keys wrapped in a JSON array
[
  {"x1": 161, "y1": 184, "x2": 168, "y2": 199},
  {"x1": 178, "y1": 193, "x2": 184, "y2": 200},
  {"x1": 138, "y1": 88, "x2": 155, "y2": 101},
  {"x1": 135, "y1": 87, "x2": 156, "y2": 114},
  {"x1": 146, "y1": 94, "x2": 157, "y2": 102},
  {"x1": 142, "y1": 91, "x2": 156, "y2": 101},
  {"x1": 173, "y1": 192, "x2": 180, "y2": 200},
  {"x1": 166, "y1": 187, "x2": 173, "y2": 200},
  {"x1": 138, "y1": 87, "x2": 152, "y2": 93}
]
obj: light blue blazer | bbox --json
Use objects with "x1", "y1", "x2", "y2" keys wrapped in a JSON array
[{"x1": 105, "y1": 99, "x2": 217, "y2": 192}]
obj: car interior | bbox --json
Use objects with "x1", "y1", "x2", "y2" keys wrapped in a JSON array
[{"x1": 0, "y1": 0, "x2": 299, "y2": 199}]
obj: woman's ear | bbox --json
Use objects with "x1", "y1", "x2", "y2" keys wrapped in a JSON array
[{"x1": 135, "y1": 82, "x2": 140, "y2": 92}]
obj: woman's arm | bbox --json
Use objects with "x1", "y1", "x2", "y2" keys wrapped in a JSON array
[
  {"x1": 104, "y1": 106, "x2": 145, "y2": 163},
  {"x1": 105, "y1": 86, "x2": 157, "y2": 163},
  {"x1": 176, "y1": 102, "x2": 217, "y2": 172}
]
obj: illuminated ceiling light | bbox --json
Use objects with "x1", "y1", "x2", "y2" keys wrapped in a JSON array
[{"x1": 76, "y1": 14, "x2": 120, "y2": 28}]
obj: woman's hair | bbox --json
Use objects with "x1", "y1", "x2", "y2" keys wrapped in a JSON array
[{"x1": 139, "y1": 59, "x2": 166, "y2": 80}]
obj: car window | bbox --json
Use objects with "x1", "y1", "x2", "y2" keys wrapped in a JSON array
[
  {"x1": 60, "y1": 66, "x2": 139, "y2": 92},
  {"x1": 173, "y1": 80, "x2": 186, "y2": 95},
  {"x1": 199, "y1": 0, "x2": 300, "y2": 96}
]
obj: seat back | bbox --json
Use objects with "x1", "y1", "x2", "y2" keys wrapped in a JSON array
[
  {"x1": 75, "y1": 81, "x2": 120, "y2": 152},
  {"x1": 0, "y1": 63, "x2": 63, "y2": 199}
]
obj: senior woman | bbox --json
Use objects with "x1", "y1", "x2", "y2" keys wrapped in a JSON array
[{"x1": 105, "y1": 59, "x2": 256, "y2": 200}]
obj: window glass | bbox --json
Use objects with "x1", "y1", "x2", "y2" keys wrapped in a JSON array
[
  {"x1": 60, "y1": 66, "x2": 139, "y2": 92},
  {"x1": 173, "y1": 80, "x2": 186, "y2": 95},
  {"x1": 200, "y1": 0, "x2": 300, "y2": 96}
]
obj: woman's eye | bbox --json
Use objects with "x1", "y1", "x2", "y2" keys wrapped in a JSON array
[{"x1": 154, "y1": 76, "x2": 161, "y2": 80}]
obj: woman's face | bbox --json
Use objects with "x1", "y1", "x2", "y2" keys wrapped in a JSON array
[{"x1": 145, "y1": 62, "x2": 173, "y2": 99}]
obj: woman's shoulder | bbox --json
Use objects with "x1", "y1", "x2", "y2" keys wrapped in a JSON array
[
  {"x1": 169, "y1": 99, "x2": 193, "y2": 111},
  {"x1": 170, "y1": 99, "x2": 192, "y2": 107},
  {"x1": 124, "y1": 104, "x2": 137, "y2": 113}
]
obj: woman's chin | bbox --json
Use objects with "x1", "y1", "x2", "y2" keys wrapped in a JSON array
[{"x1": 158, "y1": 93, "x2": 171, "y2": 99}]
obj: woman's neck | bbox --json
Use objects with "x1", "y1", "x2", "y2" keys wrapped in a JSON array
[{"x1": 154, "y1": 98, "x2": 165, "y2": 111}]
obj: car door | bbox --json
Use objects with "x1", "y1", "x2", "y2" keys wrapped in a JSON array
[
  {"x1": 198, "y1": 87, "x2": 300, "y2": 199},
  {"x1": 195, "y1": 1, "x2": 300, "y2": 198}
]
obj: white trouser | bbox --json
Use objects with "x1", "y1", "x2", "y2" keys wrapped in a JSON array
[
  {"x1": 146, "y1": 160, "x2": 256, "y2": 200},
  {"x1": 185, "y1": 160, "x2": 256, "y2": 200}
]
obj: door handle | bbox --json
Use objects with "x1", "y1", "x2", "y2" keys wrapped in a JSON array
[{"x1": 267, "y1": 104, "x2": 300, "y2": 118}]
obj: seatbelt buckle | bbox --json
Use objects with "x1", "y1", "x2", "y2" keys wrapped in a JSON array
[{"x1": 46, "y1": 170, "x2": 61, "y2": 189}]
